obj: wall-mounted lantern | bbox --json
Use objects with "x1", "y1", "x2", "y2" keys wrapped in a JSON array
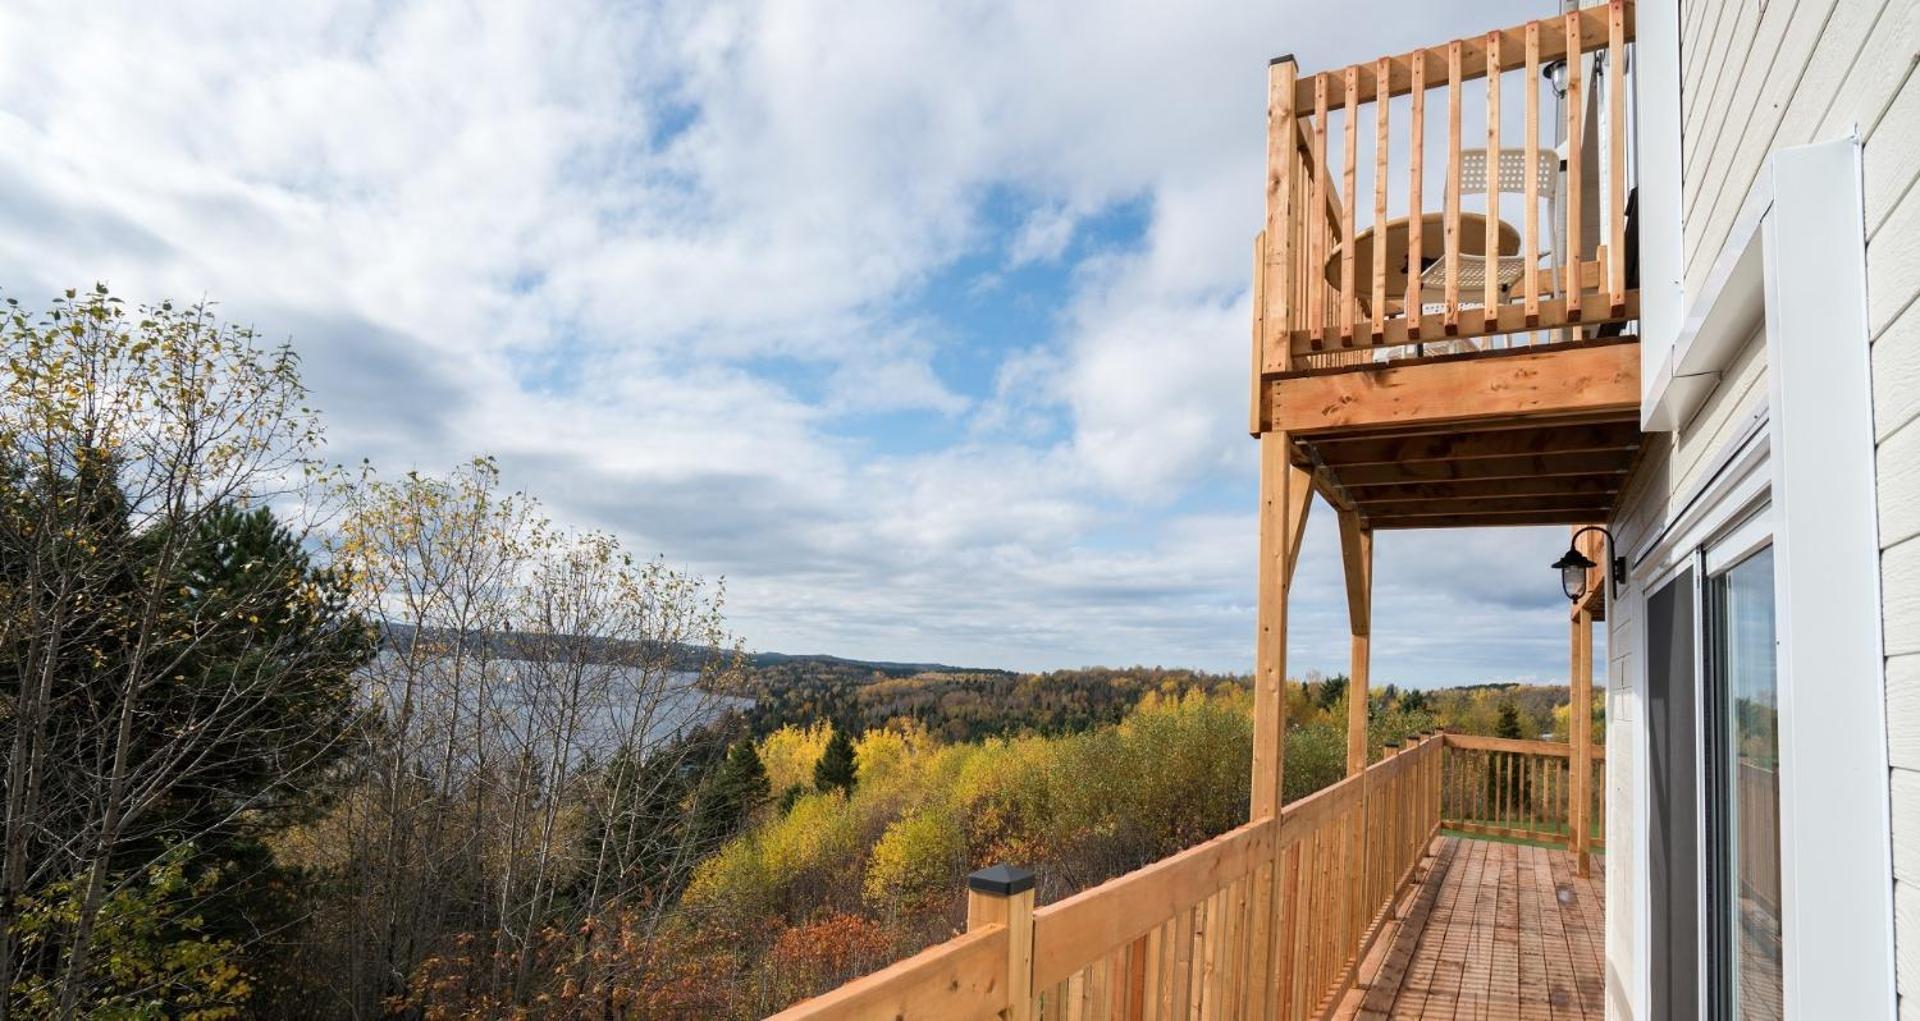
[{"x1": 1552, "y1": 525, "x2": 1626, "y2": 602}]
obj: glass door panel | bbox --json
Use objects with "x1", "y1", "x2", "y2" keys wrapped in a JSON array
[{"x1": 1706, "y1": 545, "x2": 1782, "y2": 1020}]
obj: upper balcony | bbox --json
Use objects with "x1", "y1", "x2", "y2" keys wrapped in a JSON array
[
  {"x1": 1252, "y1": 2, "x2": 1638, "y2": 438},
  {"x1": 1251, "y1": 2, "x2": 1642, "y2": 535}
]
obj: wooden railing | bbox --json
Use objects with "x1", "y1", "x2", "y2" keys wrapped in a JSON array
[
  {"x1": 1438, "y1": 733, "x2": 1605, "y2": 851},
  {"x1": 1256, "y1": 1, "x2": 1637, "y2": 377},
  {"x1": 768, "y1": 734, "x2": 1445, "y2": 1021},
  {"x1": 769, "y1": 731, "x2": 1612, "y2": 1020}
]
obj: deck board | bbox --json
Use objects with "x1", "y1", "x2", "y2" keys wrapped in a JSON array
[{"x1": 1335, "y1": 836, "x2": 1605, "y2": 1021}]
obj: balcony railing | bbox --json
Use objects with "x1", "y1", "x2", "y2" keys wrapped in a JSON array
[
  {"x1": 1439, "y1": 733, "x2": 1605, "y2": 851},
  {"x1": 767, "y1": 732, "x2": 1601, "y2": 1020},
  {"x1": 1254, "y1": 2, "x2": 1638, "y2": 377}
]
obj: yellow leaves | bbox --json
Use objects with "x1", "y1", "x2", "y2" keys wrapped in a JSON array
[
  {"x1": 758, "y1": 722, "x2": 832, "y2": 793},
  {"x1": 862, "y1": 810, "x2": 964, "y2": 913},
  {"x1": 852, "y1": 721, "x2": 925, "y2": 788}
]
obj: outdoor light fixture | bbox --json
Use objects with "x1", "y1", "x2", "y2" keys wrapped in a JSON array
[{"x1": 1553, "y1": 526, "x2": 1625, "y2": 602}]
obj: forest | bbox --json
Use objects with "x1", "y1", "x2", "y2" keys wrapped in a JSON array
[{"x1": 0, "y1": 288, "x2": 1598, "y2": 1018}]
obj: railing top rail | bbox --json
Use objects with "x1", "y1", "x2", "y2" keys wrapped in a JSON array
[
  {"x1": 1442, "y1": 732, "x2": 1605, "y2": 758},
  {"x1": 764, "y1": 923, "x2": 1009, "y2": 1021},
  {"x1": 1030, "y1": 812, "x2": 1276, "y2": 987},
  {"x1": 1291, "y1": 1, "x2": 1635, "y2": 112}
]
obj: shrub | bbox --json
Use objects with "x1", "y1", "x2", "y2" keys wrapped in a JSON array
[{"x1": 863, "y1": 811, "x2": 966, "y2": 915}]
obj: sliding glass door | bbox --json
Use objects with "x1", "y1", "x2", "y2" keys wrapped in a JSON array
[{"x1": 1704, "y1": 542, "x2": 1783, "y2": 1020}]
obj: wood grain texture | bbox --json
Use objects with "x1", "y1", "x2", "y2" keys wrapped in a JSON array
[
  {"x1": 1270, "y1": 340, "x2": 1639, "y2": 435},
  {"x1": 1332, "y1": 838, "x2": 1607, "y2": 1020}
]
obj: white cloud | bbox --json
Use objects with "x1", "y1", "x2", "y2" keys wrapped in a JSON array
[{"x1": 0, "y1": 0, "x2": 1591, "y2": 683}]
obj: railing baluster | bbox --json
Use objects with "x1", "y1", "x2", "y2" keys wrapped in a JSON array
[
  {"x1": 1524, "y1": 23, "x2": 1541, "y2": 329},
  {"x1": 1443, "y1": 41, "x2": 1464, "y2": 338},
  {"x1": 1312, "y1": 76, "x2": 1329, "y2": 351},
  {"x1": 1249, "y1": 232, "x2": 1265, "y2": 436},
  {"x1": 1171, "y1": 906, "x2": 1194, "y2": 1020},
  {"x1": 1372, "y1": 57, "x2": 1390, "y2": 342},
  {"x1": 1608, "y1": 0, "x2": 1627, "y2": 317},
  {"x1": 1341, "y1": 65, "x2": 1359, "y2": 346},
  {"x1": 1484, "y1": 31, "x2": 1502, "y2": 333},
  {"x1": 1495, "y1": 752, "x2": 1507, "y2": 831},
  {"x1": 1406, "y1": 50, "x2": 1426, "y2": 345},
  {"x1": 1564, "y1": 11, "x2": 1584, "y2": 325}
]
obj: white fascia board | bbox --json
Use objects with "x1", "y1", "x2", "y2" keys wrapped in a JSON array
[
  {"x1": 1643, "y1": 163, "x2": 1772, "y2": 431},
  {"x1": 1636, "y1": 0, "x2": 1685, "y2": 427}
]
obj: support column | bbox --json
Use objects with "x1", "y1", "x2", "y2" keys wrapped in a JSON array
[
  {"x1": 1338, "y1": 509, "x2": 1373, "y2": 776},
  {"x1": 1252, "y1": 431, "x2": 1310, "y2": 821},
  {"x1": 1569, "y1": 605, "x2": 1593, "y2": 877}
]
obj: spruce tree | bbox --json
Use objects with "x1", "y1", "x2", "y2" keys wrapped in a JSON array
[
  {"x1": 814, "y1": 727, "x2": 858, "y2": 795},
  {"x1": 713, "y1": 741, "x2": 771, "y2": 822},
  {"x1": 1495, "y1": 701, "x2": 1524, "y2": 739}
]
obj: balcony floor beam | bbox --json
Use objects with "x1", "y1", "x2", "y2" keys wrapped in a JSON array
[{"x1": 1269, "y1": 338, "x2": 1638, "y2": 436}]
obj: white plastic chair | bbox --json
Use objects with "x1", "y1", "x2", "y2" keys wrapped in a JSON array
[{"x1": 1418, "y1": 148, "x2": 1557, "y2": 299}]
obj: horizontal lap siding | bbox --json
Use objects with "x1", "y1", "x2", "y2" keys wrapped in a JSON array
[
  {"x1": 1868, "y1": 26, "x2": 1920, "y2": 1020},
  {"x1": 1670, "y1": 0, "x2": 1918, "y2": 1013}
]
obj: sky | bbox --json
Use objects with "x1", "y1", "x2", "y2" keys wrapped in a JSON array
[{"x1": 0, "y1": 0, "x2": 1603, "y2": 686}]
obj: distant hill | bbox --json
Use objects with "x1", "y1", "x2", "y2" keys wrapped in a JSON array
[{"x1": 744, "y1": 651, "x2": 1012, "y2": 678}]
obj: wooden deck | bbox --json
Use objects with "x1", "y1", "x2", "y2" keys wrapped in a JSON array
[{"x1": 1333, "y1": 836, "x2": 1605, "y2": 1020}]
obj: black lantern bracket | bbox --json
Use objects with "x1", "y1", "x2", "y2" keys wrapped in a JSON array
[{"x1": 1552, "y1": 525, "x2": 1626, "y2": 603}]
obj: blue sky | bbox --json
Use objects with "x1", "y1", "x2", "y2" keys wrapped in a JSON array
[{"x1": 0, "y1": 0, "x2": 1600, "y2": 685}]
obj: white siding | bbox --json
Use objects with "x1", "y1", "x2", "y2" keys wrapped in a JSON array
[
  {"x1": 1873, "y1": 57, "x2": 1920, "y2": 1021},
  {"x1": 1650, "y1": 0, "x2": 1920, "y2": 1015}
]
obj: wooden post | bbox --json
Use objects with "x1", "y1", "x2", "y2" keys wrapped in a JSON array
[
  {"x1": 1265, "y1": 57, "x2": 1299, "y2": 373},
  {"x1": 1338, "y1": 509, "x2": 1373, "y2": 776},
  {"x1": 1252, "y1": 431, "x2": 1304, "y2": 821},
  {"x1": 1255, "y1": 64, "x2": 1311, "y2": 1005},
  {"x1": 1569, "y1": 607, "x2": 1594, "y2": 877},
  {"x1": 967, "y1": 864, "x2": 1036, "y2": 1021}
]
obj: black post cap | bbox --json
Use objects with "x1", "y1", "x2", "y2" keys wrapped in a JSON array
[
  {"x1": 1270, "y1": 53, "x2": 1297, "y2": 66},
  {"x1": 967, "y1": 864, "x2": 1036, "y2": 896},
  {"x1": 1383, "y1": 740, "x2": 1402, "y2": 749}
]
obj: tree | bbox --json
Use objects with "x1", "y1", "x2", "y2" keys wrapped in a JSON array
[
  {"x1": 318, "y1": 459, "x2": 741, "y2": 1017},
  {"x1": 1495, "y1": 701, "x2": 1524, "y2": 739},
  {"x1": 1316, "y1": 674, "x2": 1348, "y2": 711},
  {"x1": 814, "y1": 728, "x2": 858, "y2": 795},
  {"x1": 710, "y1": 742, "x2": 771, "y2": 827},
  {"x1": 1, "y1": 287, "x2": 372, "y2": 1017},
  {"x1": 1490, "y1": 701, "x2": 1531, "y2": 814}
]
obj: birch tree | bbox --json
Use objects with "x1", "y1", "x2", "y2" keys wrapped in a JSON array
[{"x1": 308, "y1": 459, "x2": 742, "y2": 1017}]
